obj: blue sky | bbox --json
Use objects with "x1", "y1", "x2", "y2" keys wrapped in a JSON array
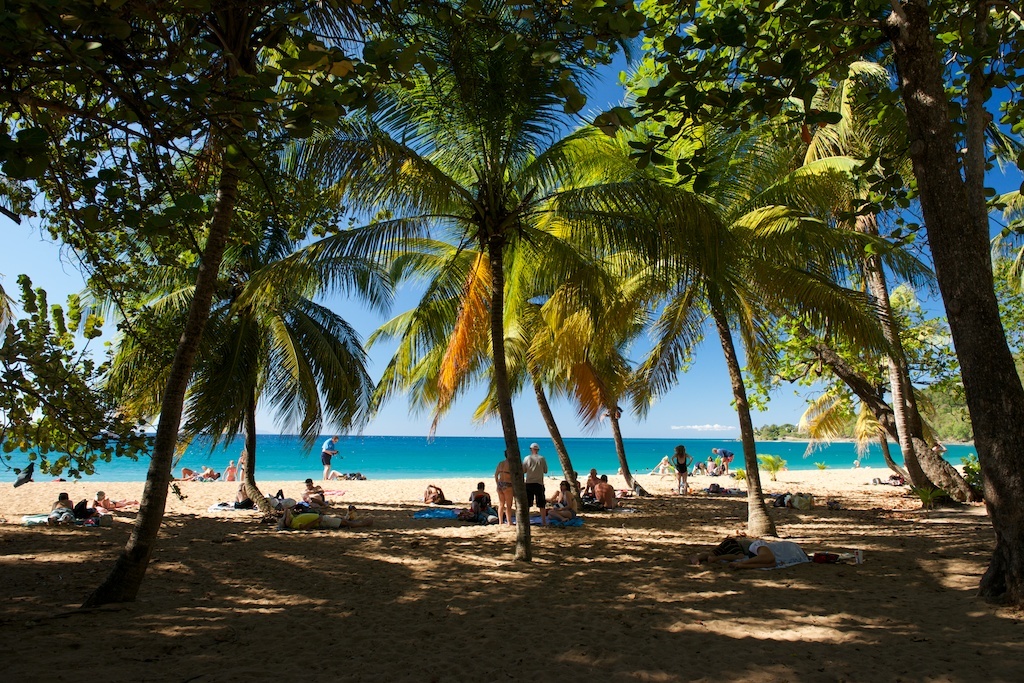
[
  {"x1": 4, "y1": 55, "x2": 1018, "y2": 442},
  {"x1": 0, "y1": 212, "x2": 811, "y2": 440}
]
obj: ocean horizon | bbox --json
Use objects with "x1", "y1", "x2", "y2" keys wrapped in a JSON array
[{"x1": 0, "y1": 435, "x2": 978, "y2": 483}]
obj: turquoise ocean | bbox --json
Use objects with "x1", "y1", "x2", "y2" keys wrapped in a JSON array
[{"x1": 0, "y1": 435, "x2": 978, "y2": 483}]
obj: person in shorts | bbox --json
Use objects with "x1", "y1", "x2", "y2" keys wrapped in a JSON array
[
  {"x1": 321, "y1": 435, "x2": 340, "y2": 480},
  {"x1": 522, "y1": 442, "x2": 548, "y2": 525}
]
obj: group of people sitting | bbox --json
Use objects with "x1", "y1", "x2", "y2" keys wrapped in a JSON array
[
  {"x1": 581, "y1": 468, "x2": 619, "y2": 510},
  {"x1": 250, "y1": 479, "x2": 372, "y2": 530},
  {"x1": 48, "y1": 491, "x2": 138, "y2": 526}
]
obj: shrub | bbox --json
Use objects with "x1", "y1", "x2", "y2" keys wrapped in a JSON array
[
  {"x1": 960, "y1": 453, "x2": 982, "y2": 491},
  {"x1": 758, "y1": 454, "x2": 787, "y2": 481},
  {"x1": 733, "y1": 468, "x2": 746, "y2": 481},
  {"x1": 815, "y1": 462, "x2": 828, "y2": 470},
  {"x1": 911, "y1": 486, "x2": 947, "y2": 510}
]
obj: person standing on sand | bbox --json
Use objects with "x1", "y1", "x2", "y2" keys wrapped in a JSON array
[
  {"x1": 238, "y1": 449, "x2": 248, "y2": 481},
  {"x1": 494, "y1": 451, "x2": 514, "y2": 525},
  {"x1": 321, "y1": 435, "x2": 340, "y2": 480},
  {"x1": 671, "y1": 445, "x2": 692, "y2": 495},
  {"x1": 224, "y1": 460, "x2": 237, "y2": 482},
  {"x1": 522, "y1": 442, "x2": 548, "y2": 525}
]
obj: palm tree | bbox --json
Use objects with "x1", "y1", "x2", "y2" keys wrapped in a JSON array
[
  {"x1": 804, "y1": 62, "x2": 978, "y2": 501},
  {"x1": 558, "y1": 121, "x2": 890, "y2": 536},
  {"x1": 299, "y1": 7, "x2": 617, "y2": 560},
  {"x1": 105, "y1": 184, "x2": 386, "y2": 514}
]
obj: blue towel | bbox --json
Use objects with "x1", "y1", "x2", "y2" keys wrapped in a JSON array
[
  {"x1": 527, "y1": 515, "x2": 583, "y2": 527},
  {"x1": 413, "y1": 508, "x2": 460, "y2": 519}
]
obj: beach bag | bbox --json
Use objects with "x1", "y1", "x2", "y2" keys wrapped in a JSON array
[
  {"x1": 73, "y1": 500, "x2": 97, "y2": 519},
  {"x1": 812, "y1": 552, "x2": 841, "y2": 564},
  {"x1": 791, "y1": 493, "x2": 815, "y2": 510}
]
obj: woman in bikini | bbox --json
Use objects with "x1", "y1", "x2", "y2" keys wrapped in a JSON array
[
  {"x1": 494, "y1": 450, "x2": 514, "y2": 525},
  {"x1": 547, "y1": 480, "x2": 578, "y2": 522}
]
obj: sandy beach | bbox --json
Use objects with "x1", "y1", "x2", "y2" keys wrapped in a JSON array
[{"x1": 1, "y1": 468, "x2": 1018, "y2": 681}]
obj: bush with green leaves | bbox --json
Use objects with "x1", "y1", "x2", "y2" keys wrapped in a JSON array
[
  {"x1": 961, "y1": 453, "x2": 983, "y2": 493},
  {"x1": 911, "y1": 486, "x2": 947, "y2": 510}
]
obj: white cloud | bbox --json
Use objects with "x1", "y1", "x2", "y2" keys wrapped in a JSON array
[{"x1": 670, "y1": 424, "x2": 737, "y2": 432}]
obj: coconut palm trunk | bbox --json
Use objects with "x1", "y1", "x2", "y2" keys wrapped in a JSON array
[
  {"x1": 241, "y1": 389, "x2": 272, "y2": 514},
  {"x1": 878, "y1": 433, "x2": 909, "y2": 480},
  {"x1": 606, "y1": 410, "x2": 649, "y2": 495},
  {"x1": 487, "y1": 235, "x2": 531, "y2": 560},
  {"x1": 531, "y1": 375, "x2": 580, "y2": 504},
  {"x1": 711, "y1": 305, "x2": 777, "y2": 537},
  {"x1": 856, "y1": 214, "x2": 979, "y2": 502},
  {"x1": 83, "y1": 154, "x2": 241, "y2": 607}
]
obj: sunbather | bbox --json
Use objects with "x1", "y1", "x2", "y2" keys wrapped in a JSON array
[
  {"x1": 303, "y1": 478, "x2": 330, "y2": 508},
  {"x1": 277, "y1": 505, "x2": 372, "y2": 530},
  {"x1": 92, "y1": 491, "x2": 138, "y2": 513},
  {"x1": 690, "y1": 535, "x2": 810, "y2": 569},
  {"x1": 547, "y1": 480, "x2": 578, "y2": 522},
  {"x1": 424, "y1": 484, "x2": 451, "y2": 505},
  {"x1": 48, "y1": 492, "x2": 75, "y2": 526},
  {"x1": 595, "y1": 475, "x2": 617, "y2": 510}
]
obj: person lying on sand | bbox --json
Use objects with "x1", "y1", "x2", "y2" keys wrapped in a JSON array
[
  {"x1": 92, "y1": 491, "x2": 138, "y2": 513},
  {"x1": 690, "y1": 535, "x2": 810, "y2": 570},
  {"x1": 277, "y1": 505, "x2": 372, "y2": 530},
  {"x1": 48, "y1": 492, "x2": 76, "y2": 526},
  {"x1": 424, "y1": 484, "x2": 451, "y2": 505}
]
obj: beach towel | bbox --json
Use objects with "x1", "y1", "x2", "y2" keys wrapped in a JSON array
[
  {"x1": 534, "y1": 516, "x2": 583, "y2": 527},
  {"x1": 413, "y1": 508, "x2": 460, "y2": 520},
  {"x1": 207, "y1": 502, "x2": 249, "y2": 513},
  {"x1": 22, "y1": 514, "x2": 49, "y2": 526}
]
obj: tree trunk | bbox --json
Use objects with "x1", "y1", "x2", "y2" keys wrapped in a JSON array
[
  {"x1": 83, "y1": 156, "x2": 241, "y2": 606},
  {"x1": 487, "y1": 234, "x2": 530, "y2": 561},
  {"x1": 607, "y1": 410, "x2": 649, "y2": 495},
  {"x1": 711, "y1": 305, "x2": 777, "y2": 537},
  {"x1": 877, "y1": 433, "x2": 909, "y2": 480},
  {"x1": 531, "y1": 374, "x2": 580, "y2": 505},
  {"x1": 888, "y1": 2, "x2": 1024, "y2": 602},
  {"x1": 857, "y1": 214, "x2": 978, "y2": 502},
  {"x1": 242, "y1": 391, "x2": 272, "y2": 515}
]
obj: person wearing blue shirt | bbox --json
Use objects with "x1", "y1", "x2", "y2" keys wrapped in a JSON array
[
  {"x1": 321, "y1": 435, "x2": 340, "y2": 480},
  {"x1": 713, "y1": 447, "x2": 735, "y2": 475}
]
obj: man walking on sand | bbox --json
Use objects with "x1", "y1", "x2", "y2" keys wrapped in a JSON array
[
  {"x1": 522, "y1": 442, "x2": 548, "y2": 525},
  {"x1": 322, "y1": 435, "x2": 340, "y2": 480}
]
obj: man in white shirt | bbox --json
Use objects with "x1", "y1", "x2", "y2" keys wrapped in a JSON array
[{"x1": 522, "y1": 442, "x2": 548, "y2": 525}]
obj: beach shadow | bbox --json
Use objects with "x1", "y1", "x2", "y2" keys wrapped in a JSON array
[{"x1": 0, "y1": 496, "x2": 1018, "y2": 681}]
